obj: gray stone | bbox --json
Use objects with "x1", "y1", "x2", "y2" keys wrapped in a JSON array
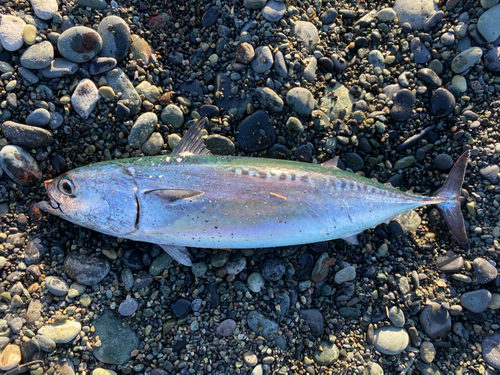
[
  {"x1": 251, "y1": 46, "x2": 273, "y2": 73},
  {"x1": 293, "y1": 21, "x2": 318, "y2": 50},
  {"x1": 286, "y1": 87, "x2": 315, "y2": 116},
  {"x1": 20, "y1": 41, "x2": 54, "y2": 69},
  {"x1": 313, "y1": 341, "x2": 339, "y2": 365},
  {"x1": 320, "y1": 9, "x2": 338, "y2": 24},
  {"x1": 460, "y1": 289, "x2": 492, "y2": 313},
  {"x1": 35, "y1": 334, "x2": 56, "y2": 352},
  {"x1": 303, "y1": 56, "x2": 317, "y2": 82},
  {"x1": 368, "y1": 50, "x2": 385, "y2": 69},
  {"x1": 247, "y1": 272, "x2": 265, "y2": 293},
  {"x1": 92, "y1": 312, "x2": 139, "y2": 364},
  {"x1": 89, "y1": 57, "x2": 117, "y2": 75},
  {"x1": 391, "y1": 89, "x2": 415, "y2": 121},
  {"x1": 58, "y1": 26, "x2": 102, "y2": 63},
  {"x1": 1, "y1": 121, "x2": 53, "y2": 149},
  {"x1": 105, "y1": 68, "x2": 141, "y2": 115},
  {"x1": 160, "y1": 104, "x2": 184, "y2": 128},
  {"x1": 243, "y1": 0, "x2": 266, "y2": 10},
  {"x1": 142, "y1": 132, "x2": 164, "y2": 156},
  {"x1": 217, "y1": 319, "x2": 236, "y2": 336},
  {"x1": 433, "y1": 153, "x2": 454, "y2": 170},
  {"x1": 38, "y1": 321, "x2": 81, "y2": 343},
  {"x1": 118, "y1": 298, "x2": 138, "y2": 316},
  {"x1": 40, "y1": 58, "x2": 79, "y2": 78},
  {"x1": 378, "y1": 8, "x2": 397, "y2": 22},
  {"x1": 389, "y1": 306, "x2": 406, "y2": 327},
  {"x1": 128, "y1": 112, "x2": 157, "y2": 148},
  {"x1": 30, "y1": 0, "x2": 58, "y2": 19},
  {"x1": 420, "y1": 341, "x2": 436, "y2": 363},
  {"x1": 77, "y1": 0, "x2": 108, "y2": 9},
  {"x1": 417, "y1": 68, "x2": 442, "y2": 87},
  {"x1": 334, "y1": 266, "x2": 356, "y2": 284},
  {"x1": 26, "y1": 108, "x2": 51, "y2": 126},
  {"x1": 273, "y1": 50, "x2": 288, "y2": 78},
  {"x1": 480, "y1": 164, "x2": 500, "y2": 184},
  {"x1": 98, "y1": 16, "x2": 131, "y2": 61},
  {"x1": 45, "y1": 276, "x2": 69, "y2": 296},
  {"x1": 420, "y1": 302, "x2": 451, "y2": 339},
  {"x1": 319, "y1": 82, "x2": 353, "y2": 121},
  {"x1": 0, "y1": 15, "x2": 25, "y2": 51},
  {"x1": 262, "y1": 0, "x2": 286, "y2": 22},
  {"x1": 478, "y1": 4, "x2": 500, "y2": 42},
  {"x1": 451, "y1": 47, "x2": 483, "y2": 74},
  {"x1": 429, "y1": 88, "x2": 455, "y2": 117},
  {"x1": 484, "y1": 47, "x2": 500, "y2": 72},
  {"x1": 299, "y1": 309, "x2": 324, "y2": 336},
  {"x1": 374, "y1": 326, "x2": 409, "y2": 355},
  {"x1": 483, "y1": 333, "x2": 500, "y2": 370},
  {"x1": 255, "y1": 87, "x2": 284, "y2": 112},
  {"x1": 18, "y1": 67, "x2": 39, "y2": 84},
  {"x1": 205, "y1": 135, "x2": 235, "y2": 155},
  {"x1": 411, "y1": 37, "x2": 431, "y2": 63},
  {"x1": 247, "y1": 311, "x2": 279, "y2": 341},
  {"x1": 64, "y1": 252, "x2": 110, "y2": 286},
  {"x1": 436, "y1": 251, "x2": 464, "y2": 273},
  {"x1": 393, "y1": 0, "x2": 437, "y2": 30},
  {"x1": 0, "y1": 145, "x2": 41, "y2": 186}
]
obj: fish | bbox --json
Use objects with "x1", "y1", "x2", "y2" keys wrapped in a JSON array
[{"x1": 38, "y1": 117, "x2": 470, "y2": 266}]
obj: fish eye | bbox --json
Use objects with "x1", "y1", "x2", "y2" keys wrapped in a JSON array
[{"x1": 58, "y1": 178, "x2": 75, "y2": 196}]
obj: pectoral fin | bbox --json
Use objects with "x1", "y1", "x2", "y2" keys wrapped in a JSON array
[
  {"x1": 159, "y1": 244, "x2": 193, "y2": 266},
  {"x1": 173, "y1": 116, "x2": 212, "y2": 156},
  {"x1": 341, "y1": 233, "x2": 360, "y2": 245},
  {"x1": 144, "y1": 189, "x2": 204, "y2": 203}
]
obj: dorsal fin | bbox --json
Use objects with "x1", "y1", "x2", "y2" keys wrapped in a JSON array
[
  {"x1": 322, "y1": 156, "x2": 344, "y2": 170},
  {"x1": 173, "y1": 116, "x2": 212, "y2": 156}
]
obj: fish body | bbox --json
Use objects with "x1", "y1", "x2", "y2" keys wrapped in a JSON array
[{"x1": 39, "y1": 118, "x2": 470, "y2": 265}]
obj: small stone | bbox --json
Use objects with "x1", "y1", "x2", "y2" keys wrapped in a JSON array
[
  {"x1": 255, "y1": 87, "x2": 284, "y2": 112},
  {"x1": 0, "y1": 344, "x2": 21, "y2": 371},
  {"x1": 129, "y1": 35, "x2": 151, "y2": 64},
  {"x1": 320, "y1": 9, "x2": 338, "y2": 24},
  {"x1": 480, "y1": 164, "x2": 500, "y2": 184},
  {"x1": 313, "y1": 341, "x2": 339, "y2": 365},
  {"x1": 484, "y1": 47, "x2": 500, "y2": 72},
  {"x1": 211, "y1": 251, "x2": 230, "y2": 268},
  {"x1": 142, "y1": 132, "x2": 164, "y2": 156},
  {"x1": 433, "y1": 154, "x2": 454, "y2": 170},
  {"x1": 247, "y1": 311, "x2": 279, "y2": 341},
  {"x1": 135, "y1": 81, "x2": 160, "y2": 104},
  {"x1": 437, "y1": 251, "x2": 464, "y2": 273},
  {"x1": 77, "y1": 0, "x2": 108, "y2": 9},
  {"x1": 419, "y1": 302, "x2": 451, "y2": 339},
  {"x1": 128, "y1": 112, "x2": 157, "y2": 148},
  {"x1": 26, "y1": 108, "x2": 51, "y2": 126},
  {"x1": 335, "y1": 266, "x2": 356, "y2": 284},
  {"x1": 71, "y1": 79, "x2": 100, "y2": 119},
  {"x1": 118, "y1": 298, "x2": 138, "y2": 316},
  {"x1": 261, "y1": 259, "x2": 286, "y2": 281},
  {"x1": 0, "y1": 145, "x2": 41, "y2": 187},
  {"x1": 293, "y1": 21, "x2": 319, "y2": 50},
  {"x1": 89, "y1": 57, "x2": 117, "y2": 75},
  {"x1": 243, "y1": 0, "x2": 266, "y2": 9},
  {"x1": 299, "y1": 309, "x2": 324, "y2": 336},
  {"x1": 23, "y1": 24, "x2": 37, "y2": 45},
  {"x1": 473, "y1": 258, "x2": 498, "y2": 284},
  {"x1": 393, "y1": 0, "x2": 437, "y2": 30},
  {"x1": 483, "y1": 332, "x2": 500, "y2": 369},
  {"x1": 262, "y1": 0, "x2": 286, "y2": 22},
  {"x1": 411, "y1": 37, "x2": 431, "y2": 63},
  {"x1": 40, "y1": 58, "x2": 79, "y2": 78},
  {"x1": 286, "y1": 87, "x2": 315, "y2": 116},
  {"x1": 391, "y1": 89, "x2": 415, "y2": 121},
  {"x1": 171, "y1": 298, "x2": 191, "y2": 318},
  {"x1": 417, "y1": 68, "x2": 442, "y2": 87},
  {"x1": 311, "y1": 253, "x2": 330, "y2": 283},
  {"x1": 378, "y1": 8, "x2": 396, "y2": 22},
  {"x1": 205, "y1": 135, "x2": 235, "y2": 155},
  {"x1": 373, "y1": 326, "x2": 409, "y2": 355},
  {"x1": 58, "y1": 26, "x2": 102, "y2": 63},
  {"x1": 251, "y1": 46, "x2": 273, "y2": 73},
  {"x1": 461, "y1": 289, "x2": 492, "y2": 313},
  {"x1": 64, "y1": 252, "x2": 110, "y2": 286},
  {"x1": 236, "y1": 42, "x2": 254, "y2": 64},
  {"x1": 237, "y1": 110, "x2": 275, "y2": 153},
  {"x1": 0, "y1": 15, "x2": 26, "y2": 51},
  {"x1": 30, "y1": 0, "x2": 58, "y2": 20},
  {"x1": 97, "y1": 16, "x2": 131, "y2": 61},
  {"x1": 20, "y1": 41, "x2": 54, "y2": 69},
  {"x1": 161, "y1": 104, "x2": 184, "y2": 128},
  {"x1": 243, "y1": 351, "x2": 258, "y2": 366},
  {"x1": 202, "y1": 6, "x2": 219, "y2": 27},
  {"x1": 429, "y1": 88, "x2": 455, "y2": 117},
  {"x1": 38, "y1": 320, "x2": 81, "y2": 343},
  {"x1": 106, "y1": 68, "x2": 141, "y2": 115},
  {"x1": 420, "y1": 341, "x2": 436, "y2": 363},
  {"x1": 389, "y1": 306, "x2": 406, "y2": 327},
  {"x1": 45, "y1": 276, "x2": 69, "y2": 296},
  {"x1": 217, "y1": 319, "x2": 236, "y2": 336},
  {"x1": 451, "y1": 47, "x2": 483, "y2": 74},
  {"x1": 35, "y1": 334, "x2": 56, "y2": 352},
  {"x1": 247, "y1": 272, "x2": 265, "y2": 293}
]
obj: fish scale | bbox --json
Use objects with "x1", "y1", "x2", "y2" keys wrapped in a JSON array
[{"x1": 38, "y1": 117, "x2": 471, "y2": 266}]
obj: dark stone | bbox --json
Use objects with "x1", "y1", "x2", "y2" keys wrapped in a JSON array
[
  {"x1": 411, "y1": 37, "x2": 431, "y2": 64},
  {"x1": 416, "y1": 68, "x2": 442, "y2": 87},
  {"x1": 433, "y1": 153, "x2": 454, "y2": 170},
  {"x1": 391, "y1": 89, "x2": 415, "y2": 121},
  {"x1": 318, "y1": 57, "x2": 334, "y2": 71},
  {"x1": 207, "y1": 283, "x2": 220, "y2": 308},
  {"x1": 237, "y1": 110, "x2": 276, "y2": 153},
  {"x1": 199, "y1": 104, "x2": 220, "y2": 117},
  {"x1": 294, "y1": 144, "x2": 312, "y2": 162},
  {"x1": 299, "y1": 309, "x2": 324, "y2": 336},
  {"x1": 25, "y1": 236, "x2": 46, "y2": 265},
  {"x1": 116, "y1": 102, "x2": 130, "y2": 120},
  {"x1": 202, "y1": 6, "x2": 219, "y2": 27},
  {"x1": 64, "y1": 252, "x2": 110, "y2": 286},
  {"x1": 343, "y1": 152, "x2": 364, "y2": 172},
  {"x1": 268, "y1": 144, "x2": 290, "y2": 159},
  {"x1": 21, "y1": 339, "x2": 41, "y2": 363},
  {"x1": 320, "y1": 9, "x2": 338, "y2": 24},
  {"x1": 122, "y1": 249, "x2": 145, "y2": 272},
  {"x1": 215, "y1": 73, "x2": 251, "y2": 116},
  {"x1": 261, "y1": 258, "x2": 286, "y2": 281},
  {"x1": 296, "y1": 254, "x2": 314, "y2": 281},
  {"x1": 395, "y1": 125, "x2": 436, "y2": 152},
  {"x1": 388, "y1": 221, "x2": 404, "y2": 236},
  {"x1": 331, "y1": 53, "x2": 347, "y2": 72},
  {"x1": 436, "y1": 251, "x2": 464, "y2": 273},
  {"x1": 430, "y1": 88, "x2": 455, "y2": 117},
  {"x1": 419, "y1": 302, "x2": 451, "y2": 339},
  {"x1": 171, "y1": 298, "x2": 192, "y2": 318},
  {"x1": 339, "y1": 307, "x2": 361, "y2": 319}
]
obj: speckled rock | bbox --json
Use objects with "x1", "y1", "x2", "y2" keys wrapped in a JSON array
[
  {"x1": 478, "y1": 4, "x2": 500, "y2": 42},
  {"x1": 0, "y1": 15, "x2": 26, "y2": 51},
  {"x1": 64, "y1": 252, "x2": 110, "y2": 286},
  {"x1": 71, "y1": 79, "x2": 100, "y2": 119},
  {"x1": 105, "y1": 68, "x2": 141, "y2": 115},
  {"x1": 97, "y1": 16, "x2": 131, "y2": 61},
  {"x1": 128, "y1": 112, "x2": 158, "y2": 148},
  {"x1": 20, "y1": 41, "x2": 54, "y2": 69},
  {"x1": 0, "y1": 145, "x2": 42, "y2": 186},
  {"x1": 374, "y1": 326, "x2": 409, "y2": 355},
  {"x1": 1, "y1": 121, "x2": 53, "y2": 149},
  {"x1": 38, "y1": 321, "x2": 81, "y2": 343},
  {"x1": 58, "y1": 26, "x2": 103, "y2": 63},
  {"x1": 286, "y1": 87, "x2": 315, "y2": 116},
  {"x1": 451, "y1": 47, "x2": 483, "y2": 74},
  {"x1": 30, "y1": 0, "x2": 58, "y2": 20}
]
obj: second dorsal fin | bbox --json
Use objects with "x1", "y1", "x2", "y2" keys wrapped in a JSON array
[{"x1": 173, "y1": 116, "x2": 212, "y2": 156}]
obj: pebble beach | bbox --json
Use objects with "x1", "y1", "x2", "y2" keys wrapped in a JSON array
[{"x1": 0, "y1": 0, "x2": 500, "y2": 373}]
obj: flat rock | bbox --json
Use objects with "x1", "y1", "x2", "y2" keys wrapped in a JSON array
[
  {"x1": 320, "y1": 82, "x2": 353, "y2": 120},
  {"x1": 202, "y1": 6, "x2": 219, "y2": 27},
  {"x1": 205, "y1": 135, "x2": 235, "y2": 155},
  {"x1": 30, "y1": 0, "x2": 58, "y2": 20},
  {"x1": 97, "y1": 16, "x2": 131, "y2": 61},
  {"x1": 374, "y1": 326, "x2": 409, "y2": 355},
  {"x1": 0, "y1": 344, "x2": 21, "y2": 371},
  {"x1": 77, "y1": 0, "x2": 108, "y2": 9},
  {"x1": 128, "y1": 112, "x2": 158, "y2": 148},
  {"x1": 417, "y1": 68, "x2": 442, "y2": 87},
  {"x1": 58, "y1": 26, "x2": 102, "y2": 63},
  {"x1": 71, "y1": 79, "x2": 100, "y2": 119},
  {"x1": 473, "y1": 258, "x2": 498, "y2": 284},
  {"x1": 40, "y1": 58, "x2": 79, "y2": 78},
  {"x1": 105, "y1": 68, "x2": 141, "y2": 115},
  {"x1": 286, "y1": 87, "x2": 315, "y2": 116},
  {"x1": 484, "y1": 47, "x2": 500, "y2": 72},
  {"x1": 20, "y1": 41, "x2": 54, "y2": 69},
  {"x1": 293, "y1": 21, "x2": 318, "y2": 50},
  {"x1": 247, "y1": 311, "x2": 279, "y2": 341},
  {"x1": 393, "y1": 0, "x2": 437, "y2": 30},
  {"x1": 129, "y1": 35, "x2": 151, "y2": 64},
  {"x1": 118, "y1": 298, "x2": 138, "y2": 316},
  {"x1": 217, "y1": 319, "x2": 236, "y2": 336},
  {"x1": 391, "y1": 89, "x2": 415, "y2": 121},
  {"x1": 299, "y1": 309, "x2": 324, "y2": 336},
  {"x1": 0, "y1": 15, "x2": 26, "y2": 51},
  {"x1": 251, "y1": 46, "x2": 273, "y2": 73},
  {"x1": 64, "y1": 252, "x2": 110, "y2": 286},
  {"x1": 335, "y1": 266, "x2": 356, "y2": 284},
  {"x1": 436, "y1": 251, "x2": 464, "y2": 273},
  {"x1": 237, "y1": 110, "x2": 275, "y2": 152},
  {"x1": 480, "y1": 164, "x2": 500, "y2": 184},
  {"x1": 478, "y1": 4, "x2": 500, "y2": 42},
  {"x1": 483, "y1": 333, "x2": 500, "y2": 370},
  {"x1": 1, "y1": 121, "x2": 53, "y2": 149},
  {"x1": 92, "y1": 312, "x2": 139, "y2": 364},
  {"x1": 451, "y1": 47, "x2": 483, "y2": 74},
  {"x1": 320, "y1": 9, "x2": 338, "y2": 24},
  {"x1": 89, "y1": 57, "x2": 117, "y2": 75},
  {"x1": 420, "y1": 302, "x2": 451, "y2": 339},
  {"x1": 255, "y1": 87, "x2": 284, "y2": 112},
  {"x1": 461, "y1": 289, "x2": 492, "y2": 313},
  {"x1": 262, "y1": 0, "x2": 286, "y2": 22},
  {"x1": 411, "y1": 37, "x2": 431, "y2": 63},
  {"x1": 261, "y1": 258, "x2": 286, "y2": 281},
  {"x1": 313, "y1": 341, "x2": 339, "y2": 365},
  {"x1": 243, "y1": 0, "x2": 266, "y2": 10},
  {"x1": 38, "y1": 320, "x2": 81, "y2": 343},
  {"x1": 45, "y1": 276, "x2": 69, "y2": 296},
  {"x1": 26, "y1": 108, "x2": 51, "y2": 126},
  {"x1": 0, "y1": 145, "x2": 42, "y2": 186}
]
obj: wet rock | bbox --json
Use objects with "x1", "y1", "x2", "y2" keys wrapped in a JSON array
[
  {"x1": 261, "y1": 259, "x2": 286, "y2": 281},
  {"x1": 92, "y1": 312, "x2": 139, "y2": 364},
  {"x1": 451, "y1": 47, "x2": 483, "y2": 74},
  {"x1": 118, "y1": 298, "x2": 138, "y2": 316},
  {"x1": 71, "y1": 79, "x2": 100, "y2": 119},
  {"x1": 237, "y1": 110, "x2": 276, "y2": 153},
  {"x1": 1, "y1": 121, "x2": 53, "y2": 149},
  {"x1": 313, "y1": 341, "x2": 339, "y2": 365},
  {"x1": 128, "y1": 112, "x2": 157, "y2": 148},
  {"x1": 247, "y1": 311, "x2": 279, "y2": 341},
  {"x1": 293, "y1": 21, "x2": 318, "y2": 50},
  {"x1": 64, "y1": 252, "x2": 110, "y2": 286},
  {"x1": 217, "y1": 319, "x2": 236, "y2": 336},
  {"x1": 58, "y1": 26, "x2": 102, "y2": 63},
  {"x1": 97, "y1": 16, "x2": 131, "y2": 61},
  {"x1": 0, "y1": 145, "x2": 41, "y2": 186}
]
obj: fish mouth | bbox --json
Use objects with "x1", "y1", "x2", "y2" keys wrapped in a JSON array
[{"x1": 37, "y1": 198, "x2": 64, "y2": 216}]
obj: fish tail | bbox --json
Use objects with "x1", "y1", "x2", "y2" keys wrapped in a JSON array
[{"x1": 433, "y1": 150, "x2": 471, "y2": 249}]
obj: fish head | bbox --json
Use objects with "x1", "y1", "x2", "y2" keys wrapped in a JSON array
[{"x1": 38, "y1": 164, "x2": 139, "y2": 236}]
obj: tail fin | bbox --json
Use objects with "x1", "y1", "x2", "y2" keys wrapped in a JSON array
[{"x1": 433, "y1": 150, "x2": 471, "y2": 249}]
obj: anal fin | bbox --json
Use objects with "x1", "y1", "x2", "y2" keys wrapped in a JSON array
[
  {"x1": 159, "y1": 244, "x2": 193, "y2": 266},
  {"x1": 341, "y1": 233, "x2": 360, "y2": 245}
]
